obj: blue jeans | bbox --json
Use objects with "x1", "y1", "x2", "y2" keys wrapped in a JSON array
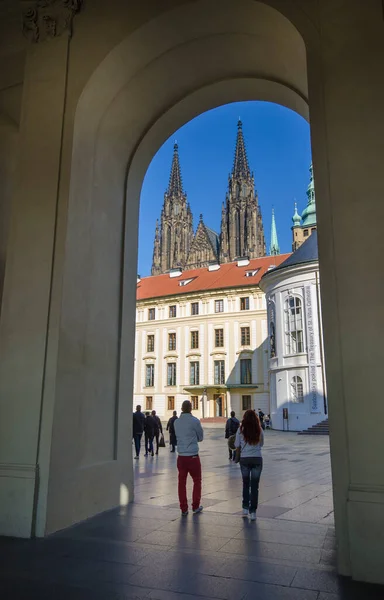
[
  {"x1": 240, "y1": 457, "x2": 263, "y2": 512},
  {"x1": 134, "y1": 433, "x2": 142, "y2": 457}
]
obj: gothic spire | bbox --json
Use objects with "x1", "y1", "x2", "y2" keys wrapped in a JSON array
[
  {"x1": 167, "y1": 142, "x2": 183, "y2": 195},
  {"x1": 232, "y1": 119, "x2": 250, "y2": 179},
  {"x1": 269, "y1": 208, "x2": 280, "y2": 256}
]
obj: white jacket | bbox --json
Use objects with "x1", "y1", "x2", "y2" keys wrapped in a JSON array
[{"x1": 174, "y1": 413, "x2": 204, "y2": 456}]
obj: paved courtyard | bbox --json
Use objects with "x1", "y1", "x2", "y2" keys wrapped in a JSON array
[{"x1": 1, "y1": 429, "x2": 383, "y2": 599}]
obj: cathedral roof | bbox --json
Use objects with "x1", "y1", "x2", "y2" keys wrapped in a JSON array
[
  {"x1": 138, "y1": 253, "x2": 290, "y2": 301},
  {"x1": 204, "y1": 224, "x2": 220, "y2": 256}
]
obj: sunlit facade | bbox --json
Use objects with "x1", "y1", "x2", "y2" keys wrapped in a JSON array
[{"x1": 134, "y1": 255, "x2": 288, "y2": 420}]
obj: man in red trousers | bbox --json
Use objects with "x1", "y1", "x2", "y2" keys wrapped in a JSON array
[{"x1": 174, "y1": 400, "x2": 204, "y2": 516}]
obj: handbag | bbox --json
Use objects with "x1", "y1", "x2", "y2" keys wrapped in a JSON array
[
  {"x1": 159, "y1": 433, "x2": 166, "y2": 448},
  {"x1": 234, "y1": 441, "x2": 247, "y2": 464}
]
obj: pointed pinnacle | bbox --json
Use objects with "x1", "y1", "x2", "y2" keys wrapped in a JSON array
[
  {"x1": 232, "y1": 119, "x2": 250, "y2": 179},
  {"x1": 168, "y1": 142, "x2": 183, "y2": 195}
]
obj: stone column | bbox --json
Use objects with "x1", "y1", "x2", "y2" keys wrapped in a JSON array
[
  {"x1": 309, "y1": 0, "x2": 384, "y2": 584},
  {"x1": 0, "y1": 1, "x2": 82, "y2": 538}
]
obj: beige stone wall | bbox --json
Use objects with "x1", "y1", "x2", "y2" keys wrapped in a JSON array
[{"x1": 292, "y1": 225, "x2": 317, "y2": 252}]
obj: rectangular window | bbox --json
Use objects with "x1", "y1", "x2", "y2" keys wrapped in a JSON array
[
  {"x1": 240, "y1": 358, "x2": 252, "y2": 384},
  {"x1": 285, "y1": 297, "x2": 304, "y2": 355},
  {"x1": 167, "y1": 396, "x2": 175, "y2": 411},
  {"x1": 145, "y1": 396, "x2": 153, "y2": 410},
  {"x1": 215, "y1": 299, "x2": 224, "y2": 313},
  {"x1": 169, "y1": 305, "x2": 177, "y2": 318},
  {"x1": 167, "y1": 362, "x2": 177, "y2": 386},
  {"x1": 304, "y1": 229, "x2": 309, "y2": 237},
  {"x1": 148, "y1": 308, "x2": 155, "y2": 321},
  {"x1": 191, "y1": 330, "x2": 199, "y2": 349},
  {"x1": 241, "y1": 326, "x2": 250, "y2": 346},
  {"x1": 168, "y1": 332, "x2": 176, "y2": 351},
  {"x1": 145, "y1": 364, "x2": 155, "y2": 387},
  {"x1": 190, "y1": 361, "x2": 200, "y2": 385},
  {"x1": 215, "y1": 328, "x2": 224, "y2": 347},
  {"x1": 214, "y1": 360, "x2": 225, "y2": 385},
  {"x1": 242, "y1": 395, "x2": 252, "y2": 410},
  {"x1": 191, "y1": 395, "x2": 199, "y2": 411},
  {"x1": 240, "y1": 297, "x2": 250, "y2": 311},
  {"x1": 191, "y1": 302, "x2": 199, "y2": 315},
  {"x1": 147, "y1": 334, "x2": 154, "y2": 353}
]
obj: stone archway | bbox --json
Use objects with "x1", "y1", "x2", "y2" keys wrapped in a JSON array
[
  {"x1": 2, "y1": 0, "x2": 383, "y2": 586},
  {"x1": 45, "y1": 0, "x2": 312, "y2": 542}
]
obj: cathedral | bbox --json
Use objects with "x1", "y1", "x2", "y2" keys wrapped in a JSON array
[{"x1": 151, "y1": 120, "x2": 266, "y2": 275}]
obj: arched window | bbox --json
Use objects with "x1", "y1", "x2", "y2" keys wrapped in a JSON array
[
  {"x1": 291, "y1": 376, "x2": 304, "y2": 402},
  {"x1": 285, "y1": 296, "x2": 304, "y2": 354}
]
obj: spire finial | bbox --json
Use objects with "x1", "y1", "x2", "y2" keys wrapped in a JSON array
[
  {"x1": 199, "y1": 213, "x2": 203, "y2": 222},
  {"x1": 167, "y1": 142, "x2": 183, "y2": 195},
  {"x1": 232, "y1": 119, "x2": 250, "y2": 178},
  {"x1": 269, "y1": 207, "x2": 280, "y2": 256},
  {"x1": 292, "y1": 199, "x2": 301, "y2": 226}
]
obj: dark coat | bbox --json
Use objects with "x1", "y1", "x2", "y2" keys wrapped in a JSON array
[
  {"x1": 132, "y1": 411, "x2": 145, "y2": 436},
  {"x1": 225, "y1": 417, "x2": 240, "y2": 438},
  {"x1": 144, "y1": 415, "x2": 156, "y2": 438},
  {"x1": 153, "y1": 415, "x2": 163, "y2": 436},
  {"x1": 167, "y1": 415, "x2": 178, "y2": 445}
]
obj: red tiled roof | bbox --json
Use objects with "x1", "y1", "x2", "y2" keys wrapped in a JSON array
[{"x1": 137, "y1": 254, "x2": 291, "y2": 301}]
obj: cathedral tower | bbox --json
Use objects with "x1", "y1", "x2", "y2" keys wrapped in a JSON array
[
  {"x1": 151, "y1": 143, "x2": 194, "y2": 275},
  {"x1": 220, "y1": 120, "x2": 266, "y2": 263}
]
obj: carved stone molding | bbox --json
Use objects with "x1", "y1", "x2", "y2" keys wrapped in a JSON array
[{"x1": 22, "y1": 0, "x2": 83, "y2": 43}]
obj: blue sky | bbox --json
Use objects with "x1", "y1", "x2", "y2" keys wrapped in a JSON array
[{"x1": 138, "y1": 101, "x2": 311, "y2": 276}]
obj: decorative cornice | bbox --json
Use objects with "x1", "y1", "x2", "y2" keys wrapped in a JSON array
[{"x1": 22, "y1": 0, "x2": 83, "y2": 43}]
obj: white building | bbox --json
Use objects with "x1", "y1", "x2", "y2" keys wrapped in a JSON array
[
  {"x1": 134, "y1": 254, "x2": 289, "y2": 421},
  {"x1": 259, "y1": 231, "x2": 327, "y2": 431}
]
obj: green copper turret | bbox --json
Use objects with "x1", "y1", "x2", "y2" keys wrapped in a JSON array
[{"x1": 301, "y1": 162, "x2": 317, "y2": 227}]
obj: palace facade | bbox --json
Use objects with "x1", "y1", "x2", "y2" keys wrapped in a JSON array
[{"x1": 135, "y1": 254, "x2": 289, "y2": 420}]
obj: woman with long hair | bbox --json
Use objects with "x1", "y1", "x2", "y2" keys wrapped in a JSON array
[{"x1": 235, "y1": 409, "x2": 264, "y2": 520}]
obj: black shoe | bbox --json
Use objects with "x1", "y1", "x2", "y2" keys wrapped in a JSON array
[
  {"x1": 151, "y1": 452, "x2": 154, "y2": 457},
  {"x1": 181, "y1": 510, "x2": 188, "y2": 516}
]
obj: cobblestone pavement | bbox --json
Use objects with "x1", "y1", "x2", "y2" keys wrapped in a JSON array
[{"x1": 1, "y1": 429, "x2": 383, "y2": 599}]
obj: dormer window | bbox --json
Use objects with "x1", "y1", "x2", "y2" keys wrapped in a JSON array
[
  {"x1": 245, "y1": 269, "x2": 259, "y2": 277},
  {"x1": 179, "y1": 278, "x2": 195, "y2": 287}
]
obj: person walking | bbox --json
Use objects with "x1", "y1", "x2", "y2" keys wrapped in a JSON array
[
  {"x1": 225, "y1": 410, "x2": 240, "y2": 460},
  {"x1": 151, "y1": 409, "x2": 163, "y2": 455},
  {"x1": 132, "y1": 405, "x2": 146, "y2": 459},
  {"x1": 174, "y1": 400, "x2": 204, "y2": 516},
  {"x1": 144, "y1": 411, "x2": 156, "y2": 457},
  {"x1": 235, "y1": 409, "x2": 264, "y2": 521},
  {"x1": 167, "y1": 410, "x2": 178, "y2": 452},
  {"x1": 258, "y1": 408, "x2": 265, "y2": 430}
]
